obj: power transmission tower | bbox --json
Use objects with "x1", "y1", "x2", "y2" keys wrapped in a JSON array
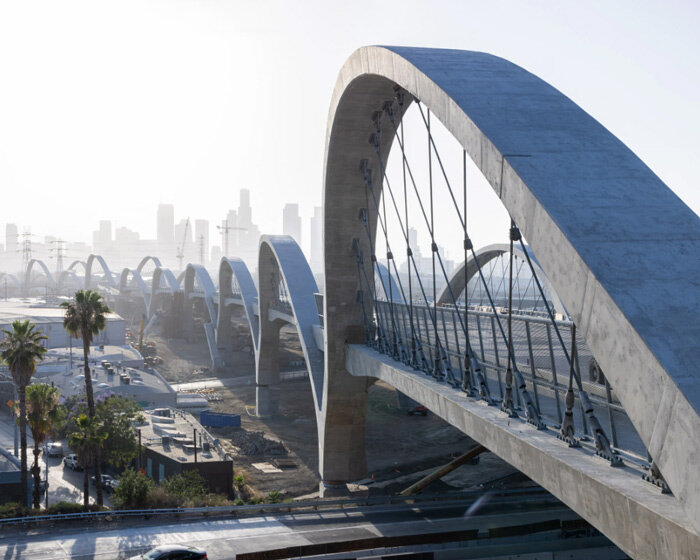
[
  {"x1": 49, "y1": 239, "x2": 66, "y2": 274},
  {"x1": 18, "y1": 230, "x2": 32, "y2": 272}
]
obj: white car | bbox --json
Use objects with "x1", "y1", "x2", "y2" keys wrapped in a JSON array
[
  {"x1": 63, "y1": 453, "x2": 81, "y2": 470},
  {"x1": 46, "y1": 442, "x2": 63, "y2": 457}
]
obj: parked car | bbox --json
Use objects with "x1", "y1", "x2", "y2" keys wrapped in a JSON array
[
  {"x1": 91, "y1": 474, "x2": 119, "y2": 493},
  {"x1": 130, "y1": 545, "x2": 207, "y2": 559},
  {"x1": 46, "y1": 442, "x2": 63, "y2": 457},
  {"x1": 63, "y1": 453, "x2": 81, "y2": 470}
]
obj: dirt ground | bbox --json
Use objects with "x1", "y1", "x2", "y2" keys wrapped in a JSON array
[{"x1": 144, "y1": 315, "x2": 522, "y2": 500}]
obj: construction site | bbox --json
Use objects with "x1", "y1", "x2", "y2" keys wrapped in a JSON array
[{"x1": 122, "y1": 303, "x2": 527, "y2": 501}]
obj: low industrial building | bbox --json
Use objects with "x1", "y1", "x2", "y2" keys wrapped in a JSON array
[
  {"x1": 0, "y1": 299, "x2": 125, "y2": 349},
  {"x1": 138, "y1": 408, "x2": 233, "y2": 496}
]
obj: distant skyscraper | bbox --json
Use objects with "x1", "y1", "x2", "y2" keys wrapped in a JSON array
[
  {"x1": 282, "y1": 203, "x2": 302, "y2": 246},
  {"x1": 309, "y1": 206, "x2": 322, "y2": 272},
  {"x1": 195, "y1": 219, "x2": 209, "y2": 264},
  {"x1": 5, "y1": 223, "x2": 17, "y2": 254},
  {"x1": 92, "y1": 220, "x2": 112, "y2": 251},
  {"x1": 157, "y1": 204, "x2": 175, "y2": 247},
  {"x1": 238, "y1": 189, "x2": 252, "y2": 229}
]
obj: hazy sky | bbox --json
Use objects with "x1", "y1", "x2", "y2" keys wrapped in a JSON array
[{"x1": 1, "y1": 0, "x2": 698, "y2": 257}]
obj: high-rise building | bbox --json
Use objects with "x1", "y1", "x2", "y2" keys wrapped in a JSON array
[
  {"x1": 309, "y1": 206, "x2": 322, "y2": 272},
  {"x1": 238, "y1": 189, "x2": 252, "y2": 229},
  {"x1": 195, "y1": 219, "x2": 209, "y2": 264},
  {"x1": 5, "y1": 224, "x2": 17, "y2": 254},
  {"x1": 114, "y1": 227, "x2": 140, "y2": 246},
  {"x1": 283, "y1": 203, "x2": 302, "y2": 246},
  {"x1": 157, "y1": 204, "x2": 175, "y2": 247},
  {"x1": 92, "y1": 220, "x2": 112, "y2": 251}
]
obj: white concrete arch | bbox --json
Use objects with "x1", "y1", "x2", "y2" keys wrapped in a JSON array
[
  {"x1": 119, "y1": 268, "x2": 151, "y2": 312},
  {"x1": 85, "y1": 254, "x2": 117, "y2": 290},
  {"x1": 374, "y1": 262, "x2": 404, "y2": 303},
  {"x1": 256, "y1": 235, "x2": 323, "y2": 416},
  {"x1": 24, "y1": 259, "x2": 56, "y2": 294},
  {"x1": 56, "y1": 269, "x2": 82, "y2": 295},
  {"x1": 136, "y1": 256, "x2": 162, "y2": 275},
  {"x1": 0, "y1": 273, "x2": 21, "y2": 295},
  {"x1": 183, "y1": 263, "x2": 218, "y2": 325},
  {"x1": 217, "y1": 257, "x2": 259, "y2": 361},
  {"x1": 148, "y1": 267, "x2": 180, "y2": 318},
  {"x1": 436, "y1": 243, "x2": 567, "y2": 315},
  {"x1": 322, "y1": 46, "x2": 700, "y2": 550},
  {"x1": 66, "y1": 260, "x2": 86, "y2": 273}
]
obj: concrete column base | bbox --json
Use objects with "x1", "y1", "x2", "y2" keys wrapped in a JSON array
[{"x1": 255, "y1": 384, "x2": 280, "y2": 417}]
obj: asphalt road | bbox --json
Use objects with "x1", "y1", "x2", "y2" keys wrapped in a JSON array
[{"x1": 0, "y1": 495, "x2": 624, "y2": 559}]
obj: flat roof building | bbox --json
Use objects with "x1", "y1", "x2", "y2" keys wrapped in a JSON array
[
  {"x1": 0, "y1": 299, "x2": 125, "y2": 349},
  {"x1": 139, "y1": 408, "x2": 233, "y2": 496}
]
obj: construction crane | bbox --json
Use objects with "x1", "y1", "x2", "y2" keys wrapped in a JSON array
[
  {"x1": 216, "y1": 219, "x2": 247, "y2": 257},
  {"x1": 176, "y1": 217, "x2": 190, "y2": 270}
]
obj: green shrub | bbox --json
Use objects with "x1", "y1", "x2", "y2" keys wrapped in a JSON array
[
  {"x1": 45, "y1": 501, "x2": 100, "y2": 515},
  {"x1": 161, "y1": 470, "x2": 207, "y2": 502},
  {"x1": 266, "y1": 491, "x2": 282, "y2": 504},
  {"x1": 234, "y1": 475, "x2": 245, "y2": 488},
  {"x1": 0, "y1": 502, "x2": 27, "y2": 519},
  {"x1": 113, "y1": 468, "x2": 154, "y2": 509}
]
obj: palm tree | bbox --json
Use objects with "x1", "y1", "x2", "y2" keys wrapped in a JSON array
[
  {"x1": 0, "y1": 320, "x2": 47, "y2": 505},
  {"x1": 68, "y1": 414, "x2": 107, "y2": 508},
  {"x1": 61, "y1": 289, "x2": 111, "y2": 506},
  {"x1": 26, "y1": 383, "x2": 60, "y2": 509}
]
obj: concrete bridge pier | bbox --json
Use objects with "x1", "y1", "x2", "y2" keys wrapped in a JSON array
[
  {"x1": 255, "y1": 317, "x2": 284, "y2": 416},
  {"x1": 318, "y1": 370, "x2": 373, "y2": 496}
]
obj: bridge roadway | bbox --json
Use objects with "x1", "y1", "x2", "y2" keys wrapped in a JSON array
[{"x1": 0, "y1": 492, "x2": 626, "y2": 559}]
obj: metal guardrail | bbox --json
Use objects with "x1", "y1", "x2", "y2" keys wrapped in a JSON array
[{"x1": 0, "y1": 488, "x2": 547, "y2": 527}]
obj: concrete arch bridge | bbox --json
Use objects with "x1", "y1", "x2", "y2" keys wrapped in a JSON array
[{"x1": 319, "y1": 46, "x2": 700, "y2": 559}]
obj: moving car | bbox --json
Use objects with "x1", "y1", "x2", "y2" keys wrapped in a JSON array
[
  {"x1": 130, "y1": 545, "x2": 207, "y2": 559},
  {"x1": 46, "y1": 442, "x2": 63, "y2": 457},
  {"x1": 63, "y1": 453, "x2": 81, "y2": 470}
]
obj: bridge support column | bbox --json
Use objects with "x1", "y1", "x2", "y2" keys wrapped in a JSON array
[
  {"x1": 318, "y1": 367, "x2": 373, "y2": 495},
  {"x1": 255, "y1": 318, "x2": 284, "y2": 416}
]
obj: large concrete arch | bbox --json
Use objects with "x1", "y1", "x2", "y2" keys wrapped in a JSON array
[
  {"x1": 217, "y1": 257, "x2": 259, "y2": 366},
  {"x1": 322, "y1": 46, "x2": 700, "y2": 536},
  {"x1": 85, "y1": 254, "x2": 117, "y2": 290},
  {"x1": 0, "y1": 273, "x2": 21, "y2": 296},
  {"x1": 66, "y1": 260, "x2": 86, "y2": 273},
  {"x1": 256, "y1": 235, "x2": 324, "y2": 417},
  {"x1": 374, "y1": 262, "x2": 404, "y2": 303},
  {"x1": 119, "y1": 268, "x2": 151, "y2": 312},
  {"x1": 135, "y1": 256, "x2": 162, "y2": 275},
  {"x1": 183, "y1": 263, "x2": 218, "y2": 325},
  {"x1": 24, "y1": 259, "x2": 56, "y2": 295},
  {"x1": 436, "y1": 243, "x2": 567, "y2": 315},
  {"x1": 148, "y1": 266, "x2": 180, "y2": 318},
  {"x1": 56, "y1": 269, "x2": 81, "y2": 295}
]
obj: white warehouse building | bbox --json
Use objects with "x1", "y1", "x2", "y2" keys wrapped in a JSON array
[{"x1": 0, "y1": 299, "x2": 125, "y2": 348}]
